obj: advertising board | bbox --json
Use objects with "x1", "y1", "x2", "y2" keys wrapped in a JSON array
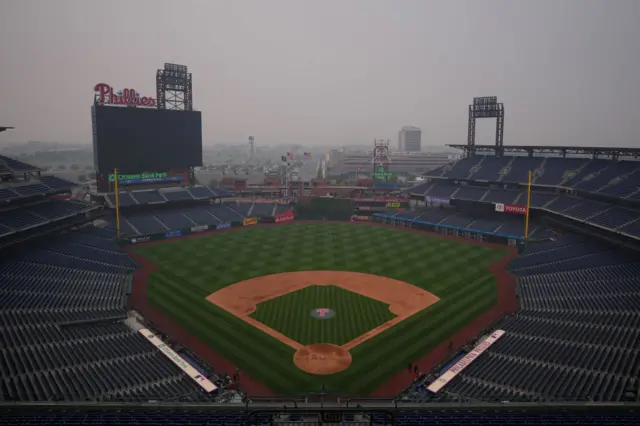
[
  {"x1": 191, "y1": 225, "x2": 207, "y2": 233},
  {"x1": 216, "y1": 222, "x2": 231, "y2": 230},
  {"x1": 164, "y1": 230, "x2": 182, "y2": 239},
  {"x1": 130, "y1": 236, "x2": 151, "y2": 244},
  {"x1": 427, "y1": 330, "x2": 505, "y2": 393},
  {"x1": 495, "y1": 203, "x2": 527, "y2": 215},
  {"x1": 139, "y1": 329, "x2": 217, "y2": 392},
  {"x1": 243, "y1": 217, "x2": 258, "y2": 226},
  {"x1": 274, "y1": 210, "x2": 294, "y2": 223}
]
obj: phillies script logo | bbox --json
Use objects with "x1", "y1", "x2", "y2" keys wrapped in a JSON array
[{"x1": 94, "y1": 83, "x2": 157, "y2": 107}]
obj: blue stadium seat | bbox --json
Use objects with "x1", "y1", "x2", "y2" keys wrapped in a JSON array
[
  {"x1": 599, "y1": 168, "x2": 640, "y2": 198},
  {"x1": 502, "y1": 157, "x2": 545, "y2": 183},
  {"x1": 39, "y1": 175, "x2": 76, "y2": 190},
  {"x1": 573, "y1": 161, "x2": 638, "y2": 193},
  {"x1": 0, "y1": 209, "x2": 46, "y2": 229},
  {"x1": 131, "y1": 190, "x2": 166, "y2": 204},
  {"x1": 452, "y1": 185, "x2": 488, "y2": 201},
  {"x1": 0, "y1": 188, "x2": 19, "y2": 201},
  {"x1": 588, "y1": 207, "x2": 638, "y2": 229},
  {"x1": 251, "y1": 203, "x2": 276, "y2": 217},
  {"x1": 0, "y1": 154, "x2": 39, "y2": 172},
  {"x1": 563, "y1": 159, "x2": 611, "y2": 187},
  {"x1": 188, "y1": 186, "x2": 215, "y2": 199},
  {"x1": 124, "y1": 212, "x2": 168, "y2": 235},
  {"x1": 535, "y1": 158, "x2": 589, "y2": 186},
  {"x1": 160, "y1": 189, "x2": 193, "y2": 202},
  {"x1": 12, "y1": 183, "x2": 50, "y2": 197},
  {"x1": 470, "y1": 156, "x2": 513, "y2": 181},
  {"x1": 153, "y1": 210, "x2": 195, "y2": 229}
]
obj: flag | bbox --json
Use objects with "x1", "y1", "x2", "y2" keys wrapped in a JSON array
[
  {"x1": 281, "y1": 155, "x2": 287, "y2": 162},
  {"x1": 287, "y1": 152, "x2": 294, "y2": 160}
]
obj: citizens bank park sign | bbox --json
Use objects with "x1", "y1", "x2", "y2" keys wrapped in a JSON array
[{"x1": 94, "y1": 83, "x2": 157, "y2": 108}]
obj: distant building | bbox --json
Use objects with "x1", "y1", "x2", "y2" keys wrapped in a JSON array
[
  {"x1": 325, "y1": 151, "x2": 452, "y2": 178},
  {"x1": 398, "y1": 126, "x2": 422, "y2": 152}
]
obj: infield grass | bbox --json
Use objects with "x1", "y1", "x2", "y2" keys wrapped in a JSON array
[
  {"x1": 251, "y1": 285, "x2": 396, "y2": 346},
  {"x1": 136, "y1": 222, "x2": 508, "y2": 395}
]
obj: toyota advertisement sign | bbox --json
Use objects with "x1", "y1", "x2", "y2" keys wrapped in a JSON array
[{"x1": 495, "y1": 203, "x2": 527, "y2": 215}]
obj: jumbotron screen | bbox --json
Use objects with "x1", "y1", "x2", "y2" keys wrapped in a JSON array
[{"x1": 92, "y1": 105, "x2": 202, "y2": 173}]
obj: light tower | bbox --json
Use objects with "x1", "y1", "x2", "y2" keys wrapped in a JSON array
[
  {"x1": 372, "y1": 139, "x2": 391, "y2": 182},
  {"x1": 467, "y1": 96, "x2": 505, "y2": 157},
  {"x1": 156, "y1": 63, "x2": 193, "y2": 111}
]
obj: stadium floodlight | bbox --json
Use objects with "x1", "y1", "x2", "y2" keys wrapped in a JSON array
[
  {"x1": 156, "y1": 63, "x2": 192, "y2": 111},
  {"x1": 467, "y1": 96, "x2": 505, "y2": 157}
]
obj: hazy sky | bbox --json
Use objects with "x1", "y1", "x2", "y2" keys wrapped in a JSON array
[{"x1": 1, "y1": 0, "x2": 639, "y2": 147}]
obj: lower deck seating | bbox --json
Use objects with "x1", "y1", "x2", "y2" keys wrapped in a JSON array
[
  {"x1": 0, "y1": 226, "x2": 218, "y2": 403},
  {"x1": 415, "y1": 234, "x2": 640, "y2": 403}
]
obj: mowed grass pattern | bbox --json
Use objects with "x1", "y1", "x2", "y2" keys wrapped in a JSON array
[
  {"x1": 251, "y1": 285, "x2": 396, "y2": 346},
  {"x1": 136, "y1": 222, "x2": 507, "y2": 395}
]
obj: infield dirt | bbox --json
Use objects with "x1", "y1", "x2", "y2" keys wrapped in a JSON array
[{"x1": 205, "y1": 271, "x2": 439, "y2": 374}]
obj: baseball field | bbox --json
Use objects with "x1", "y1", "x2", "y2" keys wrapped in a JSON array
[{"x1": 130, "y1": 221, "x2": 515, "y2": 396}]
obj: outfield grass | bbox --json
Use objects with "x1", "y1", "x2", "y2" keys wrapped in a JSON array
[
  {"x1": 136, "y1": 222, "x2": 507, "y2": 395},
  {"x1": 251, "y1": 285, "x2": 396, "y2": 346}
]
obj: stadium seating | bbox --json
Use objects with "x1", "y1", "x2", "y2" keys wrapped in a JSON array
[
  {"x1": 250, "y1": 203, "x2": 276, "y2": 217},
  {"x1": 1, "y1": 408, "x2": 639, "y2": 425},
  {"x1": 153, "y1": 210, "x2": 196, "y2": 229},
  {"x1": 124, "y1": 213, "x2": 168, "y2": 235},
  {"x1": 534, "y1": 157, "x2": 589, "y2": 186},
  {"x1": 104, "y1": 187, "x2": 232, "y2": 208},
  {"x1": 181, "y1": 205, "x2": 223, "y2": 226},
  {"x1": 106, "y1": 203, "x2": 285, "y2": 236},
  {"x1": 38, "y1": 176, "x2": 76, "y2": 191},
  {"x1": 422, "y1": 156, "x2": 640, "y2": 200},
  {"x1": 418, "y1": 234, "x2": 640, "y2": 402},
  {"x1": 0, "y1": 155, "x2": 40, "y2": 172},
  {"x1": 187, "y1": 186, "x2": 215, "y2": 199},
  {"x1": 159, "y1": 189, "x2": 194, "y2": 202},
  {"x1": 130, "y1": 190, "x2": 166, "y2": 204},
  {"x1": 0, "y1": 226, "x2": 223, "y2": 403}
]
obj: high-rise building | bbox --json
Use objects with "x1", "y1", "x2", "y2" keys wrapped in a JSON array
[{"x1": 398, "y1": 126, "x2": 422, "y2": 152}]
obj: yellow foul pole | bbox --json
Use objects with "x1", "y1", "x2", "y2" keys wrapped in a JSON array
[
  {"x1": 114, "y1": 168, "x2": 121, "y2": 239},
  {"x1": 524, "y1": 170, "x2": 532, "y2": 239}
]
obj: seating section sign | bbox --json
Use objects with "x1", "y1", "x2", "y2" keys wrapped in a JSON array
[
  {"x1": 139, "y1": 329, "x2": 217, "y2": 392},
  {"x1": 427, "y1": 329, "x2": 505, "y2": 393}
]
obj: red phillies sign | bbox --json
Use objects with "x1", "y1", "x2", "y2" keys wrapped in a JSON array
[
  {"x1": 495, "y1": 203, "x2": 527, "y2": 215},
  {"x1": 274, "y1": 210, "x2": 294, "y2": 223},
  {"x1": 94, "y1": 83, "x2": 157, "y2": 108}
]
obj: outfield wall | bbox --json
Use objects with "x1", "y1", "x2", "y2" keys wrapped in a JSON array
[{"x1": 373, "y1": 213, "x2": 525, "y2": 248}]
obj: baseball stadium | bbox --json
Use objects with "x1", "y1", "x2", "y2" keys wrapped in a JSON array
[{"x1": 1, "y1": 71, "x2": 639, "y2": 425}]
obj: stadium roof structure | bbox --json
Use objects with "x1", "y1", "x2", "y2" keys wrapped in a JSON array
[
  {"x1": 447, "y1": 144, "x2": 640, "y2": 159},
  {"x1": 0, "y1": 126, "x2": 15, "y2": 132}
]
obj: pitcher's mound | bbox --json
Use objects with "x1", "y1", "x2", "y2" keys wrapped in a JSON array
[{"x1": 293, "y1": 344, "x2": 352, "y2": 375}]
